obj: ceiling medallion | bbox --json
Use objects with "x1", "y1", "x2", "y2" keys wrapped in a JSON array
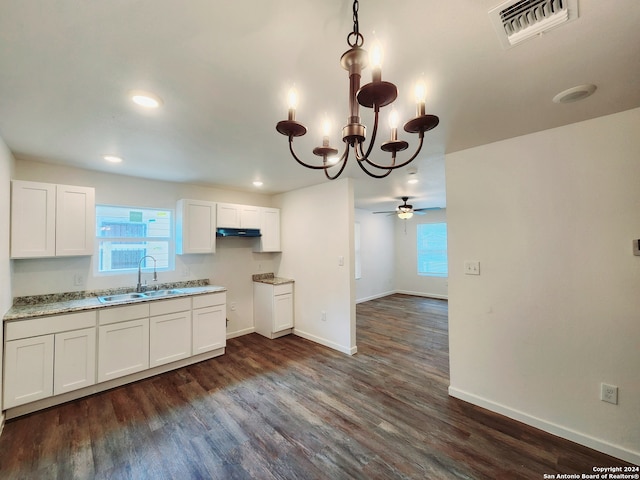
[{"x1": 276, "y1": 0, "x2": 439, "y2": 180}]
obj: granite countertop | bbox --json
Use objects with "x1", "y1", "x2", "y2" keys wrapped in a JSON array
[
  {"x1": 252, "y1": 273, "x2": 295, "y2": 285},
  {"x1": 4, "y1": 280, "x2": 226, "y2": 321}
]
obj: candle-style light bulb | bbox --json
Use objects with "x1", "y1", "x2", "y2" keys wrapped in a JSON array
[
  {"x1": 414, "y1": 79, "x2": 426, "y2": 117},
  {"x1": 370, "y1": 42, "x2": 383, "y2": 83},
  {"x1": 322, "y1": 117, "x2": 331, "y2": 146},
  {"x1": 287, "y1": 88, "x2": 298, "y2": 121},
  {"x1": 388, "y1": 109, "x2": 399, "y2": 141}
]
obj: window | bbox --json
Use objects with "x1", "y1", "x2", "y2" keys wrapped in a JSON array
[
  {"x1": 96, "y1": 205, "x2": 173, "y2": 274},
  {"x1": 417, "y1": 223, "x2": 448, "y2": 277}
]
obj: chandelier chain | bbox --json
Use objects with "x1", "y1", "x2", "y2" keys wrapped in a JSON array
[{"x1": 347, "y1": 0, "x2": 364, "y2": 47}]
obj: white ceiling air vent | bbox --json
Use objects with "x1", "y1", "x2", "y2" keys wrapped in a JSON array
[{"x1": 489, "y1": 0, "x2": 579, "y2": 48}]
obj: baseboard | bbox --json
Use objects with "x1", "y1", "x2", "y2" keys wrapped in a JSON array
[
  {"x1": 293, "y1": 329, "x2": 357, "y2": 355},
  {"x1": 448, "y1": 386, "x2": 640, "y2": 466},
  {"x1": 227, "y1": 326, "x2": 255, "y2": 339},
  {"x1": 356, "y1": 290, "x2": 395, "y2": 304},
  {"x1": 395, "y1": 289, "x2": 448, "y2": 300}
]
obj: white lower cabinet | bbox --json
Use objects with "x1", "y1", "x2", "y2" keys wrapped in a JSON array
[
  {"x1": 192, "y1": 292, "x2": 227, "y2": 355},
  {"x1": 4, "y1": 335, "x2": 54, "y2": 408},
  {"x1": 149, "y1": 298, "x2": 192, "y2": 367},
  {"x1": 98, "y1": 318, "x2": 150, "y2": 383},
  {"x1": 254, "y1": 282, "x2": 294, "y2": 339},
  {"x1": 54, "y1": 327, "x2": 96, "y2": 395},
  {"x1": 4, "y1": 310, "x2": 97, "y2": 408},
  {"x1": 4, "y1": 291, "x2": 227, "y2": 414}
]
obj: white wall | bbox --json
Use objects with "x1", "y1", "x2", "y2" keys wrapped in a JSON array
[
  {"x1": 394, "y1": 209, "x2": 448, "y2": 299},
  {"x1": 12, "y1": 158, "x2": 280, "y2": 338},
  {"x1": 0, "y1": 135, "x2": 16, "y2": 419},
  {"x1": 354, "y1": 209, "x2": 395, "y2": 303},
  {"x1": 275, "y1": 179, "x2": 356, "y2": 355},
  {"x1": 446, "y1": 108, "x2": 640, "y2": 464}
]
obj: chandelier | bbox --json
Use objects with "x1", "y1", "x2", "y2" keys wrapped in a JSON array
[{"x1": 276, "y1": 0, "x2": 439, "y2": 180}]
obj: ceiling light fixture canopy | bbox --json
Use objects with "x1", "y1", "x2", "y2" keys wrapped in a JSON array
[{"x1": 276, "y1": 0, "x2": 439, "y2": 180}]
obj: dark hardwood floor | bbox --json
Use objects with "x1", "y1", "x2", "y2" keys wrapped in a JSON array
[{"x1": 0, "y1": 294, "x2": 634, "y2": 479}]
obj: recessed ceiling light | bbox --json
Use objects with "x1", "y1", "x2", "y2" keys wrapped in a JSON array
[
  {"x1": 103, "y1": 155, "x2": 123, "y2": 163},
  {"x1": 407, "y1": 178, "x2": 419, "y2": 184},
  {"x1": 253, "y1": 181, "x2": 264, "y2": 187},
  {"x1": 130, "y1": 90, "x2": 163, "y2": 108},
  {"x1": 552, "y1": 84, "x2": 597, "y2": 104}
]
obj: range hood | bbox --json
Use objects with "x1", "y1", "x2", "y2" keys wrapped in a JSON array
[{"x1": 216, "y1": 227, "x2": 261, "y2": 238}]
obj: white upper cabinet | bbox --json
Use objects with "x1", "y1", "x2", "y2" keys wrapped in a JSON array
[
  {"x1": 176, "y1": 199, "x2": 217, "y2": 254},
  {"x1": 10, "y1": 180, "x2": 95, "y2": 258},
  {"x1": 253, "y1": 207, "x2": 281, "y2": 252},
  {"x1": 55, "y1": 184, "x2": 96, "y2": 256},
  {"x1": 216, "y1": 203, "x2": 261, "y2": 229}
]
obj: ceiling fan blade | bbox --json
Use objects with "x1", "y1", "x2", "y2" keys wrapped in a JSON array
[
  {"x1": 413, "y1": 207, "x2": 443, "y2": 212},
  {"x1": 372, "y1": 210, "x2": 396, "y2": 214}
]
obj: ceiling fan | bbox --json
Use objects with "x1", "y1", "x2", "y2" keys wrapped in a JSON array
[{"x1": 373, "y1": 196, "x2": 441, "y2": 219}]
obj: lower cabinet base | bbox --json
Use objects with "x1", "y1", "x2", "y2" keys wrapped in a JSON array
[
  {"x1": 4, "y1": 347, "x2": 225, "y2": 420},
  {"x1": 256, "y1": 328, "x2": 293, "y2": 340}
]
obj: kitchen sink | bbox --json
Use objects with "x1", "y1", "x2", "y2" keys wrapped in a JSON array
[
  {"x1": 142, "y1": 289, "x2": 183, "y2": 297},
  {"x1": 97, "y1": 289, "x2": 184, "y2": 303},
  {"x1": 97, "y1": 292, "x2": 147, "y2": 303}
]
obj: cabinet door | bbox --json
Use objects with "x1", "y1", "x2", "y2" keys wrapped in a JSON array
[
  {"x1": 176, "y1": 199, "x2": 216, "y2": 254},
  {"x1": 10, "y1": 180, "x2": 56, "y2": 258},
  {"x1": 239, "y1": 205, "x2": 260, "y2": 228},
  {"x1": 216, "y1": 203, "x2": 240, "y2": 228},
  {"x1": 192, "y1": 305, "x2": 226, "y2": 355},
  {"x1": 254, "y1": 207, "x2": 281, "y2": 252},
  {"x1": 150, "y1": 311, "x2": 192, "y2": 367},
  {"x1": 273, "y1": 293, "x2": 294, "y2": 332},
  {"x1": 98, "y1": 319, "x2": 149, "y2": 382},
  {"x1": 4, "y1": 335, "x2": 54, "y2": 408},
  {"x1": 55, "y1": 184, "x2": 95, "y2": 256},
  {"x1": 54, "y1": 327, "x2": 97, "y2": 395}
]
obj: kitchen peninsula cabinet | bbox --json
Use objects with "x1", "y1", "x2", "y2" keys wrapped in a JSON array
[
  {"x1": 176, "y1": 199, "x2": 217, "y2": 254},
  {"x1": 10, "y1": 180, "x2": 95, "y2": 258},
  {"x1": 254, "y1": 281, "x2": 294, "y2": 339}
]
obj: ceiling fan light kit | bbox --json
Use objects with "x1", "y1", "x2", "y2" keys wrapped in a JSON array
[
  {"x1": 276, "y1": 0, "x2": 439, "y2": 180},
  {"x1": 374, "y1": 197, "x2": 441, "y2": 219}
]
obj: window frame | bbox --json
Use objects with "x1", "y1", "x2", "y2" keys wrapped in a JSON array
[
  {"x1": 417, "y1": 222, "x2": 448, "y2": 278},
  {"x1": 95, "y1": 204, "x2": 175, "y2": 276}
]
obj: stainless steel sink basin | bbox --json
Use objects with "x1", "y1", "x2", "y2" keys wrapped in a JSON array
[
  {"x1": 143, "y1": 289, "x2": 183, "y2": 297},
  {"x1": 97, "y1": 292, "x2": 147, "y2": 303},
  {"x1": 97, "y1": 289, "x2": 184, "y2": 303}
]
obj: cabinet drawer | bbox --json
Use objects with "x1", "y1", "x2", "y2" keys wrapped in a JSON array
[
  {"x1": 192, "y1": 292, "x2": 226, "y2": 309},
  {"x1": 274, "y1": 283, "x2": 293, "y2": 296},
  {"x1": 149, "y1": 297, "x2": 191, "y2": 316},
  {"x1": 99, "y1": 303, "x2": 150, "y2": 325},
  {"x1": 6, "y1": 311, "x2": 96, "y2": 341}
]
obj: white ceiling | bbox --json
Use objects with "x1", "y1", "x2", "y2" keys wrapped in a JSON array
[{"x1": 1, "y1": 0, "x2": 639, "y2": 213}]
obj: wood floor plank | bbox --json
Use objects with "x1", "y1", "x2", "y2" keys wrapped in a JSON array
[{"x1": 0, "y1": 294, "x2": 635, "y2": 479}]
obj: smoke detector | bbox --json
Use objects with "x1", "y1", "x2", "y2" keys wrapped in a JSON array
[{"x1": 489, "y1": 0, "x2": 579, "y2": 49}]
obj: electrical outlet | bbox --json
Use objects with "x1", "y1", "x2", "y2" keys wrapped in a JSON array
[
  {"x1": 600, "y1": 383, "x2": 618, "y2": 405},
  {"x1": 73, "y1": 274, "x2": 84, "y2": 286},
  {"x1": 230, "y1": 302, "x2": 237, "y2": 311},
  {"x1": 464, "y1": 261, "x2": 480, "y2": 275},
  {"x1": 321, "y1": 311, "x2": 327, "y2": 321}
]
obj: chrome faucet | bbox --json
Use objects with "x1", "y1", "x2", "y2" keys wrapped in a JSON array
[{"x1": 136, "y1": 255, "x2": 157, "y2": 292}]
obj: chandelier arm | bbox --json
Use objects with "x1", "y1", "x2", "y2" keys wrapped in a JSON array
[
  {"x1": 355, "y1": 157, "x2": 394, "y2": 178},
  {"x1": 361, "y1": 132, "x2": 426, "y2": 171},
  {"x1": 324, "y1": 145, "x2": 351, "y2": 180},
  {"x1": 288, "y1": 136, "x2": 332, "y2": 170},
  {"x1": 355, "y1": 107, "x2": 381, "y2": 162}
]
